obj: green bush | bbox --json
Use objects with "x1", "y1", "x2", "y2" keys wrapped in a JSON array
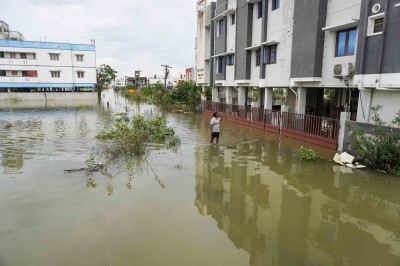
[
  {"x1": 299, "y1": 146, "x2": 320, "y2": 161},
  {"x1": 132, "y1": 81, "x2": 202, "y2": 112},
  {"x1": 349, "y1": 105, "x2": 400, "y2": 175},
  {"x1": 96, "y1": 114, "x2": 180, "y2": 158}
]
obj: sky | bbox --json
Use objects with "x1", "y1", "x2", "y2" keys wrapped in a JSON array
[{"x1": 1, "y1": 0, "x2": 197, "y2": 79}]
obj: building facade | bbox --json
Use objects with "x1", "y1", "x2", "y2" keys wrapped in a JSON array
[
  {"x1": 196, "y1": 0, "x2": 400, "y2": 124},
  {"x1": 0, "y1": 21, "x2": 96, "y2": 92},
  {"x1": 196, "y1": 0, "x2": 216, "y2": 90}
]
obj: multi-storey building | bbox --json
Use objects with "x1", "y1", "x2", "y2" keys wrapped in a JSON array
[
  {"x1": 196, "y1": 0, "x2": 216, "y2": 90},
  {"x1": 197, "y1": 0, "x2": 400, "y2": 124},
  {"x1": 0, "y1": 21, "x2": 96, "y2": 92}
]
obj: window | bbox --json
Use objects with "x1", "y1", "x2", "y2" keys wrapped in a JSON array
[
  {"x1": 335, "y1": 28, "x2": 357, "y2": 56},
  {"x1": 217, "y1": 19, "x2": 225, "y2": 37},
  {"x1": 77, "y1": 71, "x2": 84, "y2": 78},
  {"x1": 32, "y1": 53, "x2": 36, "y2": 60},
  {"x1": 50, "y1": 53, "x2": 59, "y2": 60},
  {"x1": 217, "y1": 56, "x2": 224, "y2": 73},
  {"x1": 21, "y1": 71, "x2": 38, "y2": 77},
  {"x1": 76, "y1": 54, "x2": 84, "y2": 62},
  {"x1": 11, "y1": 71, "x2": 18, "y2": 76},
  {"x1": 231, "y1": 14, "x2": 236, "y2": 25},
  {"x1": 0, "y1": 70, "x2": 5, "y2": 76},
  {"x1": 272, "y1": 0, "x2": 280, "y2": 10},
  {"x1": 256, "y1": 48, "x2": 261, "y2": 66},
  {"x1": 20, "y1": 53, "x2": 27, "y2": 59},
  {"x1": 257, "y1": 1, "x2": 263, "y2": 19},
  {"x1": 263, "y1": 45, "x2": 277, "y2": 64},
  {"x1": 367, "y1": 13, "x2": 385, "y2": 35},
  {"x1": 0, "y1": 52, "x2": 4, "y2": 58},
  {"x1": 51, "y1": 71, "x2": 61, "y2": 78},
  {"x1": 10, "y1": 53, "x2": 16, "y2": 58},
  {"x1": 226, "y1": 54, "x2": 234, "y2": 65}
]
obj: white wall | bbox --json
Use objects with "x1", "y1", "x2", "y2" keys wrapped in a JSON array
[
  {"x1": 263, "y1": 0, "x2": 294, "y2": 87},
  {"x1": 0, "y1": 46, "x2": 96, "y2": 85},
  {"x1": 320, "y1": 0, "x2": 361, "y2": 88},
  {"x1": 0, "y1": 92, "x2": 97, "y2": 101},
  {"x1": 252, "y1": 3, "x2": 262, "y2": 47},
  {"x1": 370, "y1": 90, "x2": 400, "y2": 124}
]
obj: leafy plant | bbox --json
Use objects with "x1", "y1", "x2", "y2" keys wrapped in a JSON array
[
  {"x1": 349, "y1": 105, "x2": 400, "y2": 175},
  {"x1": 298, "y1": 146, "x2": 320, "y2": 161},
  {"x1": 82, "y1": 114, "x2": 181, "y2": 195},
  {"x1": 96, "y1": 114, "x2": 180, "y2": 157},
  {"x1": 131, "y1": 81, "x2": 202, "y2": 112}
]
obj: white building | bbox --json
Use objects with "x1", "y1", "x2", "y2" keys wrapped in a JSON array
[{"x1": 0, "y1": 21, "x2": 96, "y2": 92}]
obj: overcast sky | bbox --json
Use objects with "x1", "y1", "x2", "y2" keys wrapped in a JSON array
[{"x1": 2, "y1": 0, "x2": 196, "y2": 79}]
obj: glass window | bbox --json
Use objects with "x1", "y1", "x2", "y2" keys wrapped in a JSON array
[
  {"x1": 0, "y1": 70, "x2": 5, "y2": 76},
  {"x1": 256, "y1": 48, "x2": 261, "y2": 66},
  {"x1": 20, "y1": 53, "x2": 27, "y2": 59},
  {"x1": 77, "y1": 71, "x2": 84, "y2": 78},
  {"x1": 50, "y1": 53, "x2": 60, "y2": 60},
  {"x1": 51, "y1": 71, "x2": 61, "y2": 78},
  {"x1": 231, "y1": 14, "x2": 235, "y2": 25},
  {"x1": 0, "y1": 52, "x2": 4, "y2": 58},
  {"x1": 272, "y1": 0, "x2": 280, "y2": 10},
  {"x1": 217, "y1": 19, "x2": 225, "y2": 37},
  {"x1": 76, "y1": 54, "x2": 84, "y2": 61},
  {"x1": 257, "y1": 1, "x2": 263, "y2": 19},
  {"x1": 217, "y1": 57, "x2": 224, "y2": 73},
  {"x1": 11, "y1": 71, "x2": 18, "y2": 76},
  {"x1": 226, "y1": 54, "x2": 234, "y2": 65},
  {"x1": 335, "y1": 28, "x2": 357, "y2": 56},
  {"x1": 263, "y1": 45, "x2": 277, "y2": 64}
]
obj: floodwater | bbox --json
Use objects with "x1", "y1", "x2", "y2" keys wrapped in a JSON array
[{"x1": 1, "y1": 90, "x2": 400, "y2": 266}]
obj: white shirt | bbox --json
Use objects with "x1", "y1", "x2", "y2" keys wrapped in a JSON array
[{"x1": 210, "y1": 117, "x2": 221, "y2": 132}]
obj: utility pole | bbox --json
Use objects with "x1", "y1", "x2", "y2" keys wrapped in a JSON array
[{"x1": 161, "y1": 64, "x2": 172, "y2": 89}]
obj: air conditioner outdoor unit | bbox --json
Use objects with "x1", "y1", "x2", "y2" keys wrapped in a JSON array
[{"x1": 334, "y1": 63, "x2": 353, "y2": 77}]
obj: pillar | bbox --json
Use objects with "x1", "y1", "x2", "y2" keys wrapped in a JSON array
[
  {"x1": 226, "y1": 87, "x2": 233, "y2": 104},
  {"x1": 264, "y1": 87, "x2": 273, "y2": 110},
  {"x1": 356, "y1": 88, "x2": 372, "y2": 123},
  {"x1": 296, "y1": 87, "x2": 307, "y2": 114},
  {"x1": 286, "y1": 88, "x2": 297, "y2": 113},
  {"x1": 337, "y1": 111, "x2": 349, "y2": 152},
  {"x1": 238, "y1": 86, "x2": 246, "y2": 106},
  {"x1": 212, "y1": 86, "x2": 218, "y2": 102}
]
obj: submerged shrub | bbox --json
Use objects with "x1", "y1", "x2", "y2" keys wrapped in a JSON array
[
  {"x1": 96, "y1": 114, "x2": 180, "y2": 158},
  {"x1": 299, "y1": 146, "x2": 320, "y2": 161}
]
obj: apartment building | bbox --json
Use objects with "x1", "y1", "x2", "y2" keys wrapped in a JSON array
[
  {"x1": 197, "y1": 0, "x2": 400, "y2": 125},
  {"x1": 0, "y1": 21, "x2": 96, "y2": 92},
  {"x1": 196, "y1": 0, "x2": 216, "y2": 90}
]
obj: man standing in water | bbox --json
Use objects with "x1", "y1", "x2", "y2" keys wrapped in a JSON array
[{"x1": 210, "y1": 112, "x2": 222, "y2": 144}]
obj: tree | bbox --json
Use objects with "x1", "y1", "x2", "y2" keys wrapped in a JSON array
[{"x1": 97, "y1": 64, "x2": 117, "y2": 96}]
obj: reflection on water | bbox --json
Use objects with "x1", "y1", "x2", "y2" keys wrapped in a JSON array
[
  {"x1": 0, "y1": 90, "x2": 400, "y2": 265},
  {"x1": 195, "y1": 141, "x2": 400, "y2": 265}
]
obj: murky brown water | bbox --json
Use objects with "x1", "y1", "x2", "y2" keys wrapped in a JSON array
[{"x1": 1, "y1": 90, "x2": 400, "y2": 266}]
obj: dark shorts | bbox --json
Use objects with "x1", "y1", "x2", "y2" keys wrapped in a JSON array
[{"x1": 211, "y1": 132, "x2": 220, "y2": 138}]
